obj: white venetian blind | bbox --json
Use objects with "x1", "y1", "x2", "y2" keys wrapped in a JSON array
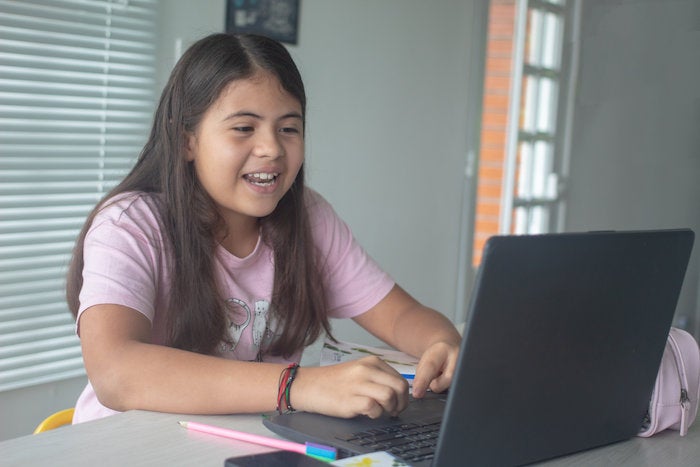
[{"x1": 0, "y1": 0, "x2": 158, "y2": 391}]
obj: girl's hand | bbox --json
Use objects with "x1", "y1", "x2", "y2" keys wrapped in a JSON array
[
  {"x1": 351, "y1": 285, "x2": 462, "y2": 399},
  {"x1": 293, "y1": 356, "x2": 409, "y2": 419},
  {"x1": 411, "y1": 341, "x2": 460, "y2": 398}
]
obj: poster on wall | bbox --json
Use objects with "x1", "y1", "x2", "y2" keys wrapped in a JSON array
[{"x1": 226, "y1": 0, "x2": 300, "y2": 45}]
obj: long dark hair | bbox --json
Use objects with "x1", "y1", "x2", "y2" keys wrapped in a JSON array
[{"x1": 66, "y1": 33, "x2": 331, "y2": 357}]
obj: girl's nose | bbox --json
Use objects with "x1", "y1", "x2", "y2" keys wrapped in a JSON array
[{"x1": 252, "y1": 129, "x2": 284, "y2": 159}]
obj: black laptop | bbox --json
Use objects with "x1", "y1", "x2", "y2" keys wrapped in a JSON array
[{"x1": 264, "y1": 229, "x2": 694, "y2": 466}]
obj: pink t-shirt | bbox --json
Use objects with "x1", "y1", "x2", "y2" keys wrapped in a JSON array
[{"x1": 73, "y1": 189, "x2": 394, "y2": 422}]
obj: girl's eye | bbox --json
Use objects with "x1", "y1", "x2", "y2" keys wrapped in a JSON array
[
  {"x1": 233, "y1": 126, "x2": 254, "y2": 132},
  {"x1": 280, "y1": 127, "x2": 300, "y2": 134}
]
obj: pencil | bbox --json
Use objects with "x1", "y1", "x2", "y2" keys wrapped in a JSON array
[{"x1": 178, "y1": 420, "x2": 337, "y2": 461}]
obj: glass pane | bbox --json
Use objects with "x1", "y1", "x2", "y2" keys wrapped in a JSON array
[
  {"x1": 541, "y1": 11, "x2": 563, "y2": 70},
  {"x1": 516, "y1": 142, "x2": 533, "y2": 198},
  {"x1": 522, "y1": 75, "x2": 538, "y2": 132},
  {"x1": 526, "y1": 7, "x2": 564, "y2": 71},
  {"x1": 521, "y1": 74, "x2": 558, "y2": 134},
  {"x1": 530, "y1": 205, "x2": 550, "y2": 234},
  {"x1": 527, "y1": 9, "x2": 544, "y2": 67},
  {"x1": 514, "y1": 206, "x2": 528, "y2": 234},
  {"x1": 536, "y1": 77, "x2": 558, "y2": 133},
  {"x1": 531, "y1": 141, "x2": 553, "y2": 198},
  {"x1": 513, "y1": 204, "x2": 551, "y2": 235}
]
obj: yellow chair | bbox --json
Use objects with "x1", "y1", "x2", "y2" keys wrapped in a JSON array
[{"x1": 33, "y1": 408, "x2": 75, "y2": 434}]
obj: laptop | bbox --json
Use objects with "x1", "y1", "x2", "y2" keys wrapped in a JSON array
[{"x1": 264, "y1": 229, "x2": 694, "y2": 466}]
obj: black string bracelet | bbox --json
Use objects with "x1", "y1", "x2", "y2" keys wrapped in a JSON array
[{"x1": 276, "y1": 363, "x2": 300, "y2": 414}]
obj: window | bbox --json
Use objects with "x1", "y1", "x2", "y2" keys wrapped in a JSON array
[
  {"x1": 0, "y1": 0, "x2": 158, "y2": 391},
  {"x1": 472, "y1": 0, "x2": 579, "y2": 264}
]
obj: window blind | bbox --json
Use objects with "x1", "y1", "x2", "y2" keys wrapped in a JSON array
[{"x1": 0, "y1": 0, "x2": 158, "y2": 392}]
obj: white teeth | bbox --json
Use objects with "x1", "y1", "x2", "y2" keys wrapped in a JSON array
[
  {"x1": 251, "y1": 173, "x2": 276, "y2": 180},
  {"x1": 245, "y1": 172, "x2": 278, "y2": 185}
]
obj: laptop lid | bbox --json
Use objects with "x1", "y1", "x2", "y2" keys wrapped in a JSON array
[
  {"x1": 434, "y1": 228, "x2": 694, "y2": 466},
  {"x1": 264, "y1": 229, "x2": 694, "y2": 466}
]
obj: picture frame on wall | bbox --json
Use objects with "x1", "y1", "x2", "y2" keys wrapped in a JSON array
[{"x1": 226, "y1": 0, "x2": 300, "y2": 45}]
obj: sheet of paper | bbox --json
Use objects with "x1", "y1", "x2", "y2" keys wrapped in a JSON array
[
  {"x1": 331, "y1": 450, "x2": 409, "y2": 466},
  {"x1": 319, "y1": 338, "x2": 418, "y2": 385}
]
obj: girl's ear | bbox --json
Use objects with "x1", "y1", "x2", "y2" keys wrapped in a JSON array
[{"x1": 184, "y1": 131, "x2": 197, "y2": 161}]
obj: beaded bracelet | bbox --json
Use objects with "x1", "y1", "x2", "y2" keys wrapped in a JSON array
[{"x1": 277, "y1": 363, "x2": 300, "y2": 414}]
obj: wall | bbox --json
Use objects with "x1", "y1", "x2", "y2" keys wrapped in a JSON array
[
  {"x1": 288, "y1": 1, "x2": 481, "y2": 340},
  {"x1": 473, "y1": 0, "x2": 516, "y2": 266},
  {"x1": 0, "y1": 376, "x2": 87, "y2": 441},
  {"x1": 155, "y1": 0, "x2": 227, "y2": 90},
  {"x1": 565, "y1": 0, "x2": 700, "y2": 334}
]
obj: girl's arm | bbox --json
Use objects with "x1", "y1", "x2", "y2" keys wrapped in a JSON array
[
  {"x1": 352, "y1": 284, "x2": 462, "y2": 398},
  {"x1": 79, "y1": 303, "x2": 408, "y2": 419},
  {"x1": 79, "y1": 304, "x2": 282, "y2": 414}
]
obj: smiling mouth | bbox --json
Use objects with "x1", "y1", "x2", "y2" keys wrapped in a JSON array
[{"x1": 244, "y1": 172, "x2": 279, "y2": 187}]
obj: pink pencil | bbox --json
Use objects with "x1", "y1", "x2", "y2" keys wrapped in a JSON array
[{"x1": 178, "y1": 420, "x2": 337, "y2": 461}]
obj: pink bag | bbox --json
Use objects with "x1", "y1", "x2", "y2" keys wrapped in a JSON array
[{"x1": 638, "y1": 327, "x2": 700, "y2": 437}]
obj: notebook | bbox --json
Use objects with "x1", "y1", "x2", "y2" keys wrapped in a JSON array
[{"x1": 264, "y1": 229, "x2": 694, "y2": 466}]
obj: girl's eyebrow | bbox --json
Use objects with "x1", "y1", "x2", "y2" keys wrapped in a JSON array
[
  {"x1": 222, "y1": 111, "x2": 260, "y2": 121},
  {"x1": 221, "y1": 111, "x2": 303, "y2": 122}
]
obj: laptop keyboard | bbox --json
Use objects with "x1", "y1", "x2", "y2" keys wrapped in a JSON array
[{"x1": 335, "y1": 419, "x2": 441, "y2": 464}]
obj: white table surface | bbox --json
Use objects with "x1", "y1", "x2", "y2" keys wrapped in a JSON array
[{"x1": 1, "y1": 408, "x2": 698, "y2": 467}]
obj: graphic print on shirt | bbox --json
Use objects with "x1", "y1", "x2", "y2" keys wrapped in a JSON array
[
  {"x1": 252, "y1": 300, "x2": 270, "y2": 348},
  {"x1": 222, "y1": 298, "x2": 251, "y2": 353},
  {"x1": 222, "y1": 297, "x2": 272, "y2": 360}
]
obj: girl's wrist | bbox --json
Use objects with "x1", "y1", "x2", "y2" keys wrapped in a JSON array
[
  {"x1": 276, "y1": 363, "x2": 300, "y2": 413},
  {"x1": 283, "y1": 364, "x2": 317, "y2": 414}
]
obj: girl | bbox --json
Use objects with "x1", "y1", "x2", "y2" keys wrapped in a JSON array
[{"x1": 66, "y1": 33, "x2": 461, "y2": 423}]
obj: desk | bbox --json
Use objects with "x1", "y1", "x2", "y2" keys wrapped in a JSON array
[{"x1": 0, "y1": 409, "x2": 698, "y2": 467}]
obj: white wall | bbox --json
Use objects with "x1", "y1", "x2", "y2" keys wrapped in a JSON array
[
  {"x1": 0, "y1": 376, "x2": 87, "y2": 441},
  {"x1": 565, "y1": 0, "x2": 700, "y2": 335},
  {"x1": 289, "y1": 1, "x2": 480, "y2": 341},
  {"x1": 155, "y1": 0, "x2": 227, "y2": 91}
]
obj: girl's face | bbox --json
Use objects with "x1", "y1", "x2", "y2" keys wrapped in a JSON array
[{"x1": 186, "y1": 71, "x2": 304, "y2": 234}]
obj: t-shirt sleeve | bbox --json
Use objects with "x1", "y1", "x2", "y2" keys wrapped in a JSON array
[
  {"x1": 77, "y1": 196, "x2": 162, "y2": 332},
  {"x1": 307, "y1": 191, "x2": 395, "y2": 319}
]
